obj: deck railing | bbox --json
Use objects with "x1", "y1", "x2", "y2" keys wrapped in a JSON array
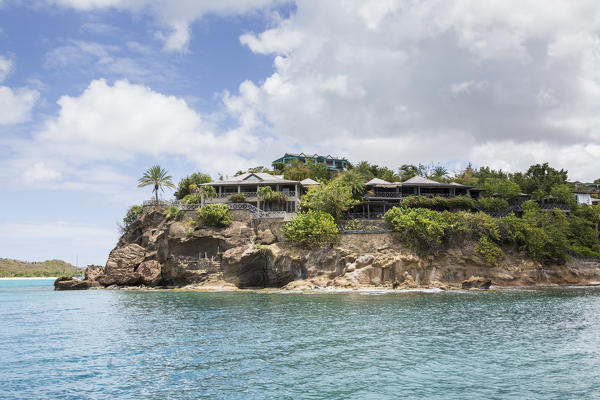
[{"x1": 365, "y1": 192, "x2": 402, "y2": 199}]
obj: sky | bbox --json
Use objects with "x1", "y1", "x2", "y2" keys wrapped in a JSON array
[{"x1": 1, "y1": 0, "x2": 600, "y2": 266}]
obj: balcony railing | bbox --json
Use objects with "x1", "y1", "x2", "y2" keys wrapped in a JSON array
[
  {"x1": 212, "y1": 191, "x2": 296, "y2": 200},
  {"x1": 365, "y1": 192, "x2": 402, "y2": 198}
]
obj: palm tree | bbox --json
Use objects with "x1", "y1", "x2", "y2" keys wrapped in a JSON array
[{"x1": 138, "y1": 165, "x2": 176, "y2": 202}]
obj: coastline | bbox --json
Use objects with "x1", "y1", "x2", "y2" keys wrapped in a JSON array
[
  {"x1": 0, "y1": 277, "x2": 60, "y2": 280},
  {"x1": 95, "y1": 281, "x2": 600, "y2": 294}
]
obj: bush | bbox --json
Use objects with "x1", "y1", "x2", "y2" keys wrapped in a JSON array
[
  {"x1": 182, "y1": 193, "x2": 202, "y2": 204},
  {"x1": 460, "y1": 212, "x2": 500, "y2": 242},
  {"x1": 176, "y1": 172, "x2": 212, "y2": 199},
  {"x1": 167, "y1": 205, "x2": 183, "y2": 221},
  {"x1": 300, "y1": 181, "x2": 359, "y2": 219},
  {"x1": 477, "y1": 236, "x2": 503, "y2": 264},
  {"x1": 197, "y1": 204, "x2": 232, "y2": 227},
  {"x1": 399, "y1": 195, "x2": 475, "y2": 211},
  {"x1": 123, "y1": 205, "x2": 143, "y2": 230},
  {"x1": 384, "y1": 207, "x2": 455, "y2": 254},
  {"x1": 228, "y1": 193, "x2": 247, "y2": 203},
  {"x1": 477, "y1": 197, "x2": 509, "y2": 212},
  {"x1": 282, "y1": 211, "x2": 339, "y2": 246},
  {"x1": 448, "y1": 196, "x2": 476, "y2": 210},
  {"x1": 258, "y1": 186, "x2": 287, "y2": 205}
]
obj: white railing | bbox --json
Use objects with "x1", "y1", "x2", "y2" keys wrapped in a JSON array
[{"x1": 142, "y1": 199, "x2": 292, "y2": 219}]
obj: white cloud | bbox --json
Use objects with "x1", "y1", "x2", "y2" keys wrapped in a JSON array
[
  {"x1": 5, "y1": 79, "x2": 262, "y2": 194},
  {"x1": 0, "y1": 55, "x2": 13, "y2": 82},
  {"x1": 0, "y1": 54, "x2": 39, "y2": 125},
  {"x1": 218, "y1": 0, "x2": 600, "y2": 181},
  {"x1": 21, "y1": 161, "x2": 61, "y2": 184},
  {"x1": 0, "y1": 86, "x2": 39, "y2": 125},
  {"x1": 50, "y1": 0, "x2": 286, "y2": 52}
]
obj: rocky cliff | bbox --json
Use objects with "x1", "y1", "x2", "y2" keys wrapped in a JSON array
[{"x1": 55, "y1": 209, "x2": 600, "y2": 290}]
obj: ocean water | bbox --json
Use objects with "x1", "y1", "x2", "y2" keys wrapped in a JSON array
[{"x1": 1, "y1": 280, "x2": 600, "y2": 399}]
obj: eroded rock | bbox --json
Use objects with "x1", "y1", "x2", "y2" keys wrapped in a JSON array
[
  {"x1": 84, "y1": 265, "x2": 104, "y2": 281},
  {"x1": 54, "y1": 277, "x2": 92, "y2": 290},
  {"x1": 137, "y1": 260, "x2": 163, "y2": 286},
  {"x1": 462, "y1": 276, "x2": 492, "y2": 289}
]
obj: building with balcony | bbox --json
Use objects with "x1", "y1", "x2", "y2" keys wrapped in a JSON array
[
  {"x1": 200, "y1": 172, "x2": 305, "y2": 213},
  {"x1": 272, "y1": 153, "x2": 349, "y2": 171},
  {"x1": 350, "y1": 176, "x2": 483, "y2": 218}
]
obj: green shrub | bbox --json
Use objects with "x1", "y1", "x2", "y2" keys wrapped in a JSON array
[
  {"x1": 477, "y1": 236, "x2": 503, "y2": 264},
  {"x1": 229, "y1": 193, "x2": 247, "y2": 203},
  {"x1": 448, "y1": 196, "x2": 476, "y2": 210},
  {"x1": 176, "y1": 172, "x2": 212, "y2": 199},
  {"x1": 197, "y1": 204, "x2": 232, "y2": 227},
  {"x1": 477, "y1": 197, "x2": 509, "y2": 212},
  {"x1": 460, "y1": 211, "x2": 500, "y2": 241},
  {"x1": 182, "y1": 193, "x2": 202, "y2": 204},
  {"x1": 167, "y1": 205, "x2": 183, "y2": 221},
  {"x1": 282, "y1": 210, "x2": 339, "y2": 246},
  {"x1": 399, "y1": 195, "x2": 475, "y2": 211},
  {"x1": 258, "y1": 186, "x2": 287, "y2": 205},
  {"x1": 300, "y1": 181, "x2": 359, "y2": 219},
  {"x1": 123, "y1": 205, "x2": 143, "y2": 230},
  {"x1": 384, "y1": 207, "x2": 454, "y2": 254}
]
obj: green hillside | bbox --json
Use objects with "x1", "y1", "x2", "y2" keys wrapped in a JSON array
[{"x1": 0, "y1": 258, "x2": 83, "y2": 278}]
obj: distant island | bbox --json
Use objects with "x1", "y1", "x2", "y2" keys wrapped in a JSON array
[{"x1": 1, "y1": 258, "x2": 82, "y2": 278}]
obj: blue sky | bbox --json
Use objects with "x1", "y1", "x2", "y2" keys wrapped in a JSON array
[{"x1": 1, "y1": 1, "x2": 600, "y2": 266}]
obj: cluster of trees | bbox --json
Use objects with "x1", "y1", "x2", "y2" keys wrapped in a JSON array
[
  {"x1": 384, "y1": 201, "x2": 600, "y2": 264},
  {"x1": 131, "y1": 163, "x2": 600, "y2": 254}
]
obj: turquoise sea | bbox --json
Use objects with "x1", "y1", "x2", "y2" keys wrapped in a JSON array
[{"x1": 1, "y1": 279, "x2": 600, "y2": 399}]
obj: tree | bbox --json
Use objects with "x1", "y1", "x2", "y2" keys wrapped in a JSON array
[
  {"x1": 283, "y1": 159, "x2": 310, "y2": 181},
  {"x1": 282, "y1": 211, "x2": 339, "y2": 246},
  {"x1": 519, "y1": 163, "x2": 568, "y2": 194},
  {"x1": 334, "y1": 170, "x2": 366, "y2": 199},
  {"x1": 309, "y1": 162, "x2": 331, "y2": 182},
  {"x1": 300, "y1": 181, "x2": 360, "y2": 219},
  {"x1": 355, "y1": 161, "x2": 375, "y2": 181},
  {"x1": 138, "y1": 165, "x2": 176, "y2": 202},
  {"x1": 550, "y1": 184, "x2": 576, "y2": 208},
  {"x1": 430, "y1": 165, "x2": 449, "y2": 182},
  {"x1": 453, "y1": 164, "x2": 479, "y2": 186},
  {"x1": 481, "y1": 178, "x2": 521, "y2": 201},
  {"x1": 176, "y1": 172, "x2": 212, "y2": 199},
  {"x1": 398, "y1": 164, "x2": 419, "y2": 181}
]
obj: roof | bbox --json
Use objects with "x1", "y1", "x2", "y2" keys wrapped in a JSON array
[
  {"x1": 365, "y1": 178, "x2": 392, "y2": 186},
  {"x1": 275, "y1": 152, "x2": 347, "y2": 161},
  {"x1": 402, "y1": 176, "x2": 443, "y2": 185},
  {"x1": 401, "y1": 175, "x2": 474, "y2": 188},
  {"x1": 201, "y1": 172, "x2": 299, "y2": 186},
  {"x1": 300, "y1": 178, "x2": 321, "y2": 186}
]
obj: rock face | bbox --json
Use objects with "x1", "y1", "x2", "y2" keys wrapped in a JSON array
[
  {"x1": 87, "y1": 208, "x2": 600, "y2": 290},
  {"x1": 84, "y1": 265, "x2": 104, "y2": 281},
  {"x1": 462, "y1": 276, "x2": 493, "y2": 289},
  {"x1": 137, "y1": 260, "x2": 162, "y2": 286},
  {"x1": 54, "y1": 277, "x2": 94, "y2": 290}
]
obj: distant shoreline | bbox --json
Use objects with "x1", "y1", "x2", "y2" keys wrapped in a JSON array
[{"x1": 0, "y1": 277, "x2": 59, "y2": 280}]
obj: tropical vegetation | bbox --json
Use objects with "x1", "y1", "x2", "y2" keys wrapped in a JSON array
[
  {"x1": 282, "y1": 210, "x2": 339, "y2": 246},
  {"x1": 197, "y1": 204, "x2": 232, "y2": 227},
  {"x1": 138, "y1": 165, "x2": 176, "y2": 202}
]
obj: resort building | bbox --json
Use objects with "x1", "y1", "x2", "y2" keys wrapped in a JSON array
[
  {"x1": 200, "y1": 172, "x2": 304, "y2": 213},
  {"x1": 272, "y1": 153, "x2": 349, "y2": 171},
  {"x1": 351, "y1": 176, "x2": 483, "y2": 218}
]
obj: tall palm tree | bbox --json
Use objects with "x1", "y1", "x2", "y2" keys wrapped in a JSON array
[{"x1": 138, "y1": 165, "x2": 176, "y2": 202}]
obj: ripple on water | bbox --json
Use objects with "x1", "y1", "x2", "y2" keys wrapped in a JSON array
[{"x1": 1, "y1": 281, "x2": 600, "y2": 399}]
